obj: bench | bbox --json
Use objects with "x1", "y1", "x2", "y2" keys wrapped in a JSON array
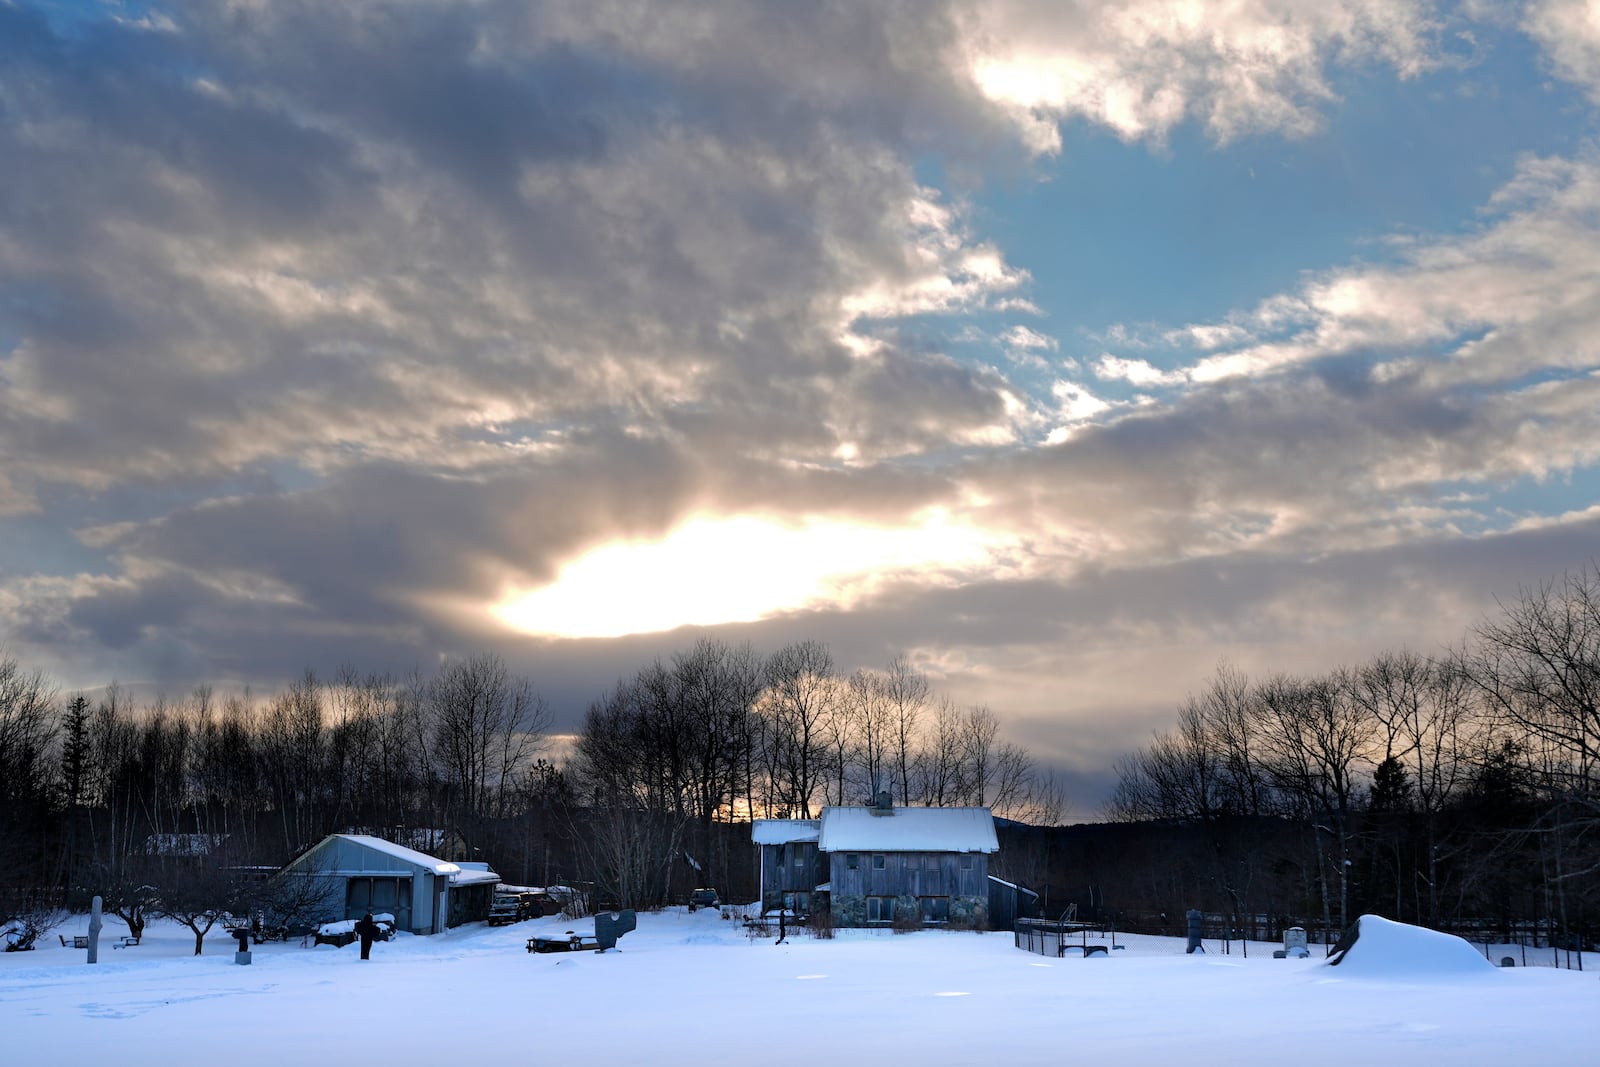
[
  {"x1": 528, "y1": 931, "x2": 596, "y2": 953},
  {"x1": 112, "y1": 935, "x2": 141, "y2": 949},
  {"x1": 59, "y1": 935, "x2": 89, "y2": 950},
  {"x1": 1059, "y1": 943, "x2": 1109, "y2": 957},
  {"x1": 527, "y1": 911, "x2": 636, "y2": 954}
]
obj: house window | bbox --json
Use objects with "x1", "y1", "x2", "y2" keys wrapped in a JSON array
[
  {"x1": 783, "y1": 892, "x2": 811, "y2": 917},
  {"x1": 959, "y1": 854, "x2": 974, "y2": 870},
  {"x1": 872, "y1": 854, "x2": 886, "y2": 870},
  {"x1": 793, "y1": 846, "x2": 806, "y2": 867},
  {"x1": 920, "y1": 897, "x2": 950, "y2": 923},
  {"x1": 846, "y1": 854, "x2": 859, "y2": 870},
  {"x1": 867, "y1": 896, "x2": 895, "y2": 923}
]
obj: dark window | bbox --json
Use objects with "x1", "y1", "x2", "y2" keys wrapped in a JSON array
[
  {"x1": 793, "y1": 846, "x2": 805, "y2": 867},
  {"x1": 846, "y1": 854, "x2": 859, "y2": 870},
  {"x1": 867, "y1": 896, "x2": 895, "y2": 923},
  {"x1": 920, "y1": 897, "x2": 949, "y2": 923},
  {"x1": 872, "y1": 854, "x2": 886, "y2": 870},
  {"x1": 959, "y1": 854, "x2": 974, "y2": 870}
]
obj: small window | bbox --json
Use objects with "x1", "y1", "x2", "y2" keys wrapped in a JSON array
[
  {"x1": 921, "y1": 896, "x2": 949, "y2": 923},
  {"x1": 793, "y1": 847, "x2": 805, "y2": 867},
  {"x1": 867, "y1": 896, "x2": 895, "y2": 923},
  {"x1": 959, "y1": 854, "x2": 974, "y2": 871},
  {"x1": 846, "y1": 854, "x2": 859, "y2": 870},
  {"x1": 872, "y1": 854, "x2": 886, "y2": 870}
]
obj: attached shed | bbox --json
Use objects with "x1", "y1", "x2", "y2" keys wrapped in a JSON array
[
  {"x1": 280, "y1": 834, "x2": 500, "y2": 935},
  {"x1": 752, "y1": 818, "x2": 822, "y2": 916},
  {"x1": 987, "y1": 875, "x2": 1041, "y2": 931}
]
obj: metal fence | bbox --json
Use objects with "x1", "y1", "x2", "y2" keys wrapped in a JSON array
[{"x1": 1014, "y1": 917, "x2": 1119, "y2": 957}]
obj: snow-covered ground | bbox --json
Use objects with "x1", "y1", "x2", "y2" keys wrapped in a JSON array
[{"x1": 3, "y1": 910, "x2": 1595, "y2": 1066}]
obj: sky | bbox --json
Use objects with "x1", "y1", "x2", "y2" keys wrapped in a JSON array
[{"x1": 4, "y1": 0, "x2": 1600, "y2": 815}]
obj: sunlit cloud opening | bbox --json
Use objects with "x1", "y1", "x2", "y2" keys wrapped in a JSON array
[{"x1": 493, "y1": 513, "x2": 1000, "y2": 639}]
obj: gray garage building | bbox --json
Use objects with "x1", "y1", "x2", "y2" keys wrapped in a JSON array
[{"x1": 281, "y1": 833, "x2": 500, "y2": 934}]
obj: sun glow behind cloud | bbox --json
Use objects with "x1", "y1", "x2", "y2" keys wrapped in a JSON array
[{"x1": 493, "y1": 513, "x2": 999, "y2": 639}]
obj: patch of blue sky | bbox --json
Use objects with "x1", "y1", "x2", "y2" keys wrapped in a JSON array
[
  {"x1": 0, "y1": 463, "x2": 322, "y2": 580},
  {"x1": 1437, "y1": 463, "x2": 1600, "y2": 532},
  {"x1": 26, "y1": 0, "x2": 164, "y2": 35},
  {"x1": 962, "y1": 26, "x2": 1589, "y2": 379}
]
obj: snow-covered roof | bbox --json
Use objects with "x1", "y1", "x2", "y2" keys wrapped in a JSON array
[
  {"x1": 333, "y1": 834, "x2": 461, "y2": 875},
  {"x1": 817, "y1": 806, "x2": 998, "y2": 853},
  {"x1": 987, "y1": 875, "x2": 1039, "y2": 897},
  {"x1": 751, "y1": 819, "x2": 820, "y2": 845},
  {"x1": 451, "y1": 868, "x2": 500, "y2": 887}
]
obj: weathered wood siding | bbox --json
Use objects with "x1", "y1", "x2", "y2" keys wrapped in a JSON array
[
  {"x1": 828, "y1": 851, "x2": 988, "y2": 898},
  {"x1": 760, "y1": 841, "x2": 825, "y2": 912},
  {"x1": 826, "y1": 850, "x2": 989, "y2": 926}
]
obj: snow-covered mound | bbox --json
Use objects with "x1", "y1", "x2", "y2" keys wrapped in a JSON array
[{"x1": 1325, "y1": 914, "x2": 1494, "y2": 977}]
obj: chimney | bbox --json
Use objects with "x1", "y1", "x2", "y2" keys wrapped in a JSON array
[{"x1": 870, "y1": 790, "x2": 894, "y2": 815}]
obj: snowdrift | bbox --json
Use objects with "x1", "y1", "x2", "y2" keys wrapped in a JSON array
[{"x1": 1325, "y1": 914, "x2": 1494, "y2": 977}]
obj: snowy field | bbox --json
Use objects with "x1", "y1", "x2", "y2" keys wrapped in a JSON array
[{"x1": 3, "y1": 910, "x2": 1596, "y2": 1066}]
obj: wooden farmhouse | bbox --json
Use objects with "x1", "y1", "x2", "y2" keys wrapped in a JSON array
[
  {"x1": 753, "y1": 795, "x2": 1000, "y2": 928},
  {"x1": 280, "y1": 833, "x2": 501, "y2": 935}
]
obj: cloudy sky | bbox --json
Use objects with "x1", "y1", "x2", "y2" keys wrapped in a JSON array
[{"x1": 4, "y1": 0, "x2": 1600, "y2": 814}]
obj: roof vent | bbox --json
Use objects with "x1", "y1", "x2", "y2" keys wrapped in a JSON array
[{"x1": 870, "y1": 790, "x2": 894, "y2": 815}]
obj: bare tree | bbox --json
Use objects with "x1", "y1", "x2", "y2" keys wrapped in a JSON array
[
  {"x1": 883, "y1": 655, "x2": 929, "y2": 805},
  {"x1": 842, "y1": 668, "x2": 892, "y2": 803},
  {"x1": 760, "y1": 641, "x2": 837, "y2": 818},
  {"x1": 0, "y1": 654, "x2": 58, "y2": 886},
  {"x1": 1254, "y1": 671, "x2": 1376, "y2": 935},
  {"x1": 916, "y1": 697, "x2": 964, "y2": 807},
  {"x1": 427, "y1": 654, "x2": 551, "y2": 845}
]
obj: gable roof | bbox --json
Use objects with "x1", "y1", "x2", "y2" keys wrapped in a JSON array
[
  {"x1": 817, "y1": 806, "x2": 998, "y2": 853},
  {"x1": 752, "y1": 819, "x2": 820, "y2": 845},
  {"x1": 331, "y1": 834, "x2": 462, "y2": 875}
]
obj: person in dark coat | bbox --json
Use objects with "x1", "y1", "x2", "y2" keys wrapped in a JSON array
[{"x1": 355, "y1": 912, "x2": 380, "y2": 960}]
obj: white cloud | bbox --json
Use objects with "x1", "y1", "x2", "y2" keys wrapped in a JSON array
[
  {"x1": 1093, "y1": 354, "x2": 1185, "y2": 386},
  {"x1": 1170, "y1": 154, "x2": 1600, "y2": 388},
  {"x1": 1001, "y1": 325, "x2": 1059, "y2": 351},
  {"x1": 1523, "y1": 0, "x2": 1600, "y2": 101},
  {"x1": 966, "y1": 0, "x2": 1439, "y2": 150}
]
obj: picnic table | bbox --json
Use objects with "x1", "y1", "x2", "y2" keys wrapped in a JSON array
[
  {"x1": 527, "y1": 930, "x2": 598, "y2": 953},
  {"x1": 314, "y1": 914, "x2": 395, "y2": 947}
]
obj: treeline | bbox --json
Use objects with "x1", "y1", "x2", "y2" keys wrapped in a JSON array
[
  {"x1": 569, "y1": 639, "x2": 1063, "y2": 907},
  {"x1": 1103, "y1": 565, "x2": 1600, "y2": 949},
  {"x1": 0, "y1": 635, "x2": 1060, "y2": 925},
  {"x1": 1, "y1": 653, "x2": 551, "y2": 943}
]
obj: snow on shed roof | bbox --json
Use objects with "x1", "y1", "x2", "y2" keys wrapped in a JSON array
[
  {"x1": 818, "y1": 806, "x2": 998, "y2": 853},
  {"x1": 451, "y1": 867, "x2": 500, "y2": 887},
  {"x1": 333, "y1": 834, "x2": 461, "y2": 875},
  {"x1": 751, "y1": 819, "x2": 820, "y2": 845}
]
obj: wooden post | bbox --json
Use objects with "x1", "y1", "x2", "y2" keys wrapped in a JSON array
[{"x1": 87, "y1": 896, "x2": 103, "y2": 964}]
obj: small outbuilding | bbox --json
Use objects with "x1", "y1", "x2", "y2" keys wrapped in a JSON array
[
  {"x1": 986, "y1": 875, "x2": 1040, "y2": 931},
  {"x1": 280, "y1": 834, "x2": 500, "y2": 935}
]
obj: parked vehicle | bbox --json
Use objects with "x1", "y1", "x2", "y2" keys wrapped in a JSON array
[
  {"x1": 688, "y1": 888, "x2": 719, "y2": 911},
  {"x1": 487, "y1": 893, "x2": 524, "y2": 926}
]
